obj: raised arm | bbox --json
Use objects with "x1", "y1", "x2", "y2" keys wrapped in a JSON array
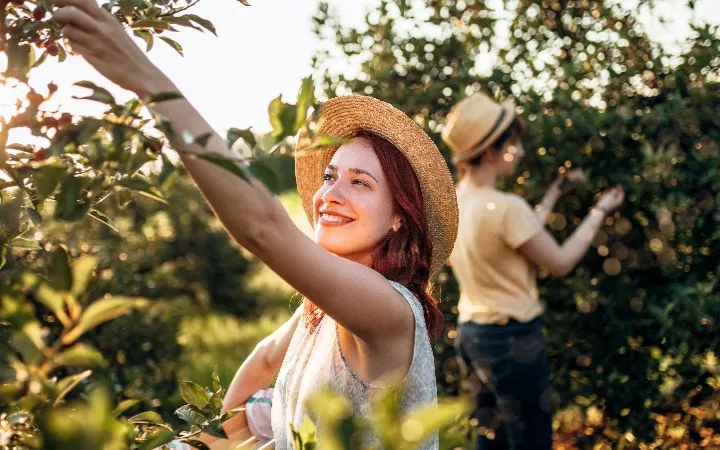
[
  {"x1": 52, "y1": 0, "x2": 412, "y2": 346},
  {"x1": 520, "y1": 185, "x2": 624, "y2": 277}
]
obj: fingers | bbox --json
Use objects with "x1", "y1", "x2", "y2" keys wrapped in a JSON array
[
  {"x1": 61, "y1": 25, "x2": 94, "y2": 53},
  {"x1": 52, "y1": 0, "x2": 106, "y2": 21},
  {"x1": 53, "y1": 6, "x2": 99, "y2": 33}
]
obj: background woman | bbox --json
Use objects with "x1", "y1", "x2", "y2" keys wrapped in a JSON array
[
  {"x1": 51, "y1": 1, "x2": 458, "y2": 447},
  {"x1": 442, "y1": 92, "x2": 624, "y2": 450}
]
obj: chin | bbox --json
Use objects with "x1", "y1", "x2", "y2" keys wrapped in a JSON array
[{"x1": 315, "y1": 232, "x2": 375, "y2": 264}]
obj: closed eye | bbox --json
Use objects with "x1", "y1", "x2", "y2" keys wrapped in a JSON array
[{"x1": 352, "y1": 179, "x2": 371, "y2": 188}]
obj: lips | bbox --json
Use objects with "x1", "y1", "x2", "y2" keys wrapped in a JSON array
[{"x1": 318, "y1": 210, "x2": 355, "y2": 226}]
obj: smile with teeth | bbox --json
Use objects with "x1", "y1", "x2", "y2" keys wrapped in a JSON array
[{"x1": 320, "y1": 212, "x2": 354, "y2": 224}]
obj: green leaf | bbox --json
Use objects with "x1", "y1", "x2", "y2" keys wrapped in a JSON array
[
  {"x1": 129, "y1": 411, "x2": 165, "y2": 424},
  {"x1": 31, "y1": 50, "x2": 49, "y2": 69},
  {"x1": 178, "y1": 380, "x2": 210, "y2": 409},
  {"x1": 399, "y1": 399, "x2": 471, "y2": 444},
  {"x1": 294, "y1": 76, "x2": 316, "y2": 131},
  {"x1": 134, "y1": 30, "x2": 155, "y2": 52},
  {"x1": 8, "y1": 238, "x2": 41, "y2": 250},
  {"x1": 20, "y1": 273, "x2": 65, "y2": 316},
  {"x1": 10, "y1": 328, "x2": 43, "y2": 364},
  {"x1": 71, "y1": 255, "x2": 99, "y2": 298},
  {"x1": 54, "y1": 370, "x2": 92, "y2": 405},
  {"x1": 53, "y1": 343, "x2": 108, "y2": 369},
  {"x1": 112, "y1": 399, "x2": 141, "y2": 418},
  {"x1": 160, "y1": 37, "x2": 184, "y2": 56},
  {"x1": 202, "y1": 418, "x2": 228, "y2": 439},
  {"x1": 88, "y1": 209, "x2": 119, "y2": 233},
  {"x1": 4, "y1": 38, "x2": 33, "y2": 80},
  {"x1": 211, "y1": 367, "x2": 222, "y2": 393},
  {"x1": 304, "y1": 135, "x2": 351, "y2": 151},
  {"x1": 208, "y1": 390, "x2": 223, "y2": 415},
  {"x1": 227, "y1": 127, "x2": 257, "y2": 149},
  {"x1": 197, "y1": 154, "x2": 253, "y2": 183},
  {"x1": 131, "y1": 19, "x2": 175, "y2": 31},
  {"x1": 62, "y1": 296, "x2": 147, "y2": 345},
  {"x1": 268, "y1": 95, "x2": 298, "y2": 141},
  {"x1": 73, "y1": 81, "x2": 117, "y2": 106},
  {"x1": 144, "y1": 91, "x2": 184, "y2": 105},
  {"x1": 162, "y1": 15, "x2": 203, "y2": 32},
  {"x1": 185, "y1": 14, "x2": 217, "y2": 36},
  {"x1": 54, "y1": 174, "x2": 92, "y2": 221},
  {"x1": 158, "y1": 154, "x2": 177, "y2": 192},
  {"x1": 175, "y1": 404, "x2": 208, "y2": 426},
  {"x1": 57, "y1": 44, "x2": 67, "y2": 63},
  {"x1": 22, "y1": 207, "x2": 43, "y2": 226},
  {"x1": 117, "y1": 177, "x2": 168, "y2": 204},
  {"x1": 136, "y1": 427, "x2": 174, "y2": 450},
  {"x1": 49, "y1": 246, "x2": 72, "y2": 292},
  {"x1": 249, "y1": 160, "x2": 278, "y2": 193}
]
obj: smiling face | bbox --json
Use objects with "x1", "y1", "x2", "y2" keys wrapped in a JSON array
[{"x1": 312, "y1": 137, "x2": 401, "y2": 266}]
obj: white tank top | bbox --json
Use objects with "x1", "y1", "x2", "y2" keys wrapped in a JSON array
[{"x1": 271, "y1": 280, "x2": 439, "y2": 449}]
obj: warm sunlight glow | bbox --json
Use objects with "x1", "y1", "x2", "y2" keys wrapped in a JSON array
[{"x1": 0, "y1": 80, "x2": 26, "y2": 122}]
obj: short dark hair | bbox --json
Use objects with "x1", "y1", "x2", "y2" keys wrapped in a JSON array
[{"x1": 467, "y1": 117, "x2": 527, "y2": 166}]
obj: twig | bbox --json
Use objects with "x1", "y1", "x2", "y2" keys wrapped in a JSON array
[{"x1": 159, "y1": 0, "x2": 201, "y2": 18}]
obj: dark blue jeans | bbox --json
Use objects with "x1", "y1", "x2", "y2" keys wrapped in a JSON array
[{"x1": 456, "y1": 319, "x2": 552, "y2": 450}]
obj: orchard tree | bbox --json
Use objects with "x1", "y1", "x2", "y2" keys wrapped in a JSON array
[{"x1": 0, "y1": 0, "x2": 314, "y2": 447}]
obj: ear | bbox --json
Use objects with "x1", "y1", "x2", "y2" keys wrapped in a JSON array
[
  {"x1": 392, "y1": 215, "x2": 402, "y2": 232},
  {"x1": 481, "y1": 149, "x2": 496, "y2": 165}
]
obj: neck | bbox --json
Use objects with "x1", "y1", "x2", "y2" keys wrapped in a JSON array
[{"x1": 466, "y1": 163, "x2": 498, "y2": 189}]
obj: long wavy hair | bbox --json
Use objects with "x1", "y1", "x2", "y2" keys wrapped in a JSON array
[{"x1": 303, "y1": 130, "x2": 444, "y2": 340}]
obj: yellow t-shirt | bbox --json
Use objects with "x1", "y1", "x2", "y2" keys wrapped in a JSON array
[{"x1": 449, "y1": 180, "x2": 543, "y2": 325}]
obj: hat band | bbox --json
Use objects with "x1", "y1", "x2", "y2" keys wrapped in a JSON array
[{"x1": 460, "y1": 108, "x2": 508, "y2": 157}]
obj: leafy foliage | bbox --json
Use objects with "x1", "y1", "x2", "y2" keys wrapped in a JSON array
[{"x1": 313, "y1": 0, "x2": 720, "y2": 448}]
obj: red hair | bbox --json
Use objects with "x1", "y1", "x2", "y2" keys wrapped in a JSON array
[{"x1": 304, "y1": 130, "x2": 444, "y2": 340}]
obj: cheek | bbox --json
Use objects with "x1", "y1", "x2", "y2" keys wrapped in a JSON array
[{"x1": 312, "y1": 188, "x2": 325, "y2": 219}]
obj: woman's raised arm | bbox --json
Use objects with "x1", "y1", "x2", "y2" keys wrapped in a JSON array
[{"x1": 51, "y1": 0, "x2": 413, "y2": 347}]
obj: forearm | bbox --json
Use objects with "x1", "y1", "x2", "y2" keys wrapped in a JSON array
[
  {"x1": 559, "y1": 207, "x2": 605, "y2": 271},
  {"x1": 138, "y1": 76, "x2": 282, "y2": 249},
  {"x1": 535, "y1": 180, "x2": 562, "y2": 224}
]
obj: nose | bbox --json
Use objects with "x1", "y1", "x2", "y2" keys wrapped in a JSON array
[{"x1": 320, "y1": 178, "x2": 346, "y2": 206}]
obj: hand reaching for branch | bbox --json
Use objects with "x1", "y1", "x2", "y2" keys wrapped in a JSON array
[
  {"x1": 52, "y1": 0, "x2": 173, "y2": 97},
  {"x1": 595, "y1": 185, "x2": 625, "y2": 213}
]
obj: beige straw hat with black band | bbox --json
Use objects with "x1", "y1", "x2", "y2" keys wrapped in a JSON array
[
  {"x1": 295, "y1": 95, "x2": 459, "y2": 275},
  {"x1": 442, "y1": 92, "x2": 521, "y2": 164}
]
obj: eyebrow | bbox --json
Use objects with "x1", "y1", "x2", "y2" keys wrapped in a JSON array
[{"x1": 326, "y1": 165, "x2": 380, "y2": 184}]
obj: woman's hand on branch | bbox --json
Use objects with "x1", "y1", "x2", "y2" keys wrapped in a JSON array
[{"x1": 51, "y1": 0, "x2": 173, "y2": 97}]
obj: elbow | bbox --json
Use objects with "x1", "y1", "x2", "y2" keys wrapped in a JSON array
[
  {"x1": 255, "y1": 338, "x2": 279, "y2": 374},
  {"x1": 548, "y1": 262, "x2": 573, "y2": 278}
]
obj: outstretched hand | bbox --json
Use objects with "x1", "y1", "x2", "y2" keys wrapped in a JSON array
[
  {"x1": 51, "y1": 0, "x2": 172, "y2": 97},
  {"x1": 595, "y1": 185, "x2": 625, "y2": 213}
]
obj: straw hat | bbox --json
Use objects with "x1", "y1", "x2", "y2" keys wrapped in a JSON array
[
  {"x1": 442, "y1": 92, "x2": 520, "y2": 164},
  {"x1": 295, "y1": 95, "x2": 458, "y2": 275}
]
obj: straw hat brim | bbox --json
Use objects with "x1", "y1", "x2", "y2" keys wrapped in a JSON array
[
  {"x1": 451, "y1": 102, "x2": 517, "y2": 164},
  {"x1": 295, "y1": 95, "x2": 458, "y2": 275}
]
